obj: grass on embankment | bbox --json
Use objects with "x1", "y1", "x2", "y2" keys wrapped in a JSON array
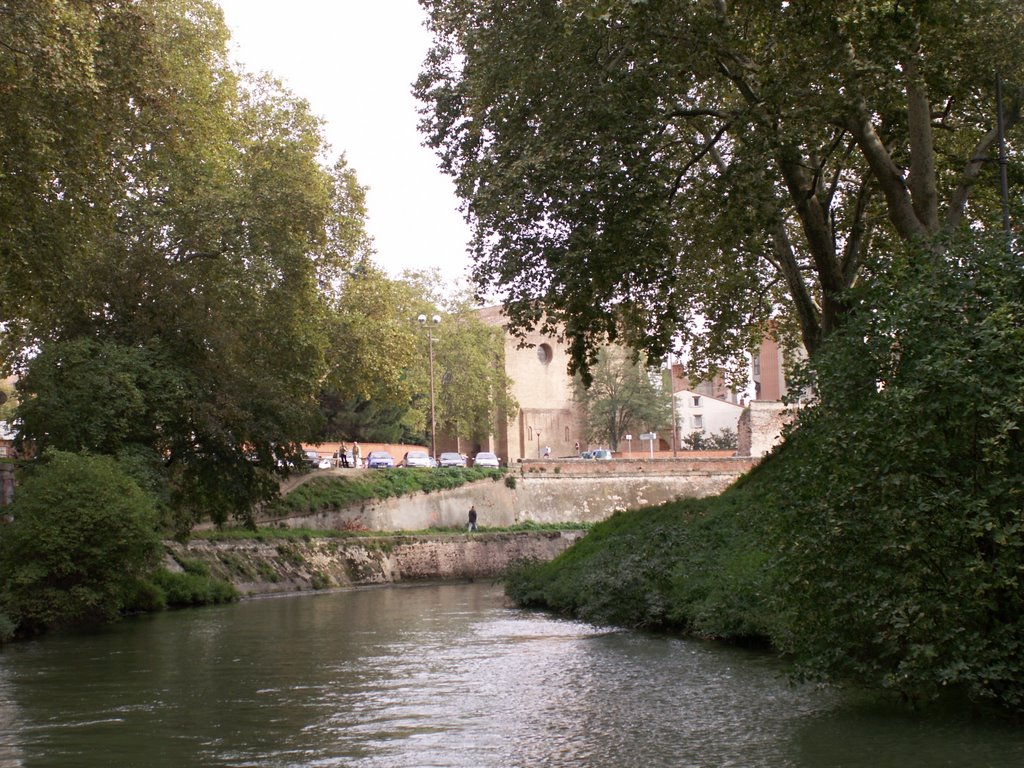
[
  {"x1": 192, "y1": 519, "x2": 588, "y2": 542},
  {"x1": 265, "y1": 466, "x2": 508, "y2": 517},
  {"x1": 504, "y1": 457, "x2": 779, "y2": 643}
]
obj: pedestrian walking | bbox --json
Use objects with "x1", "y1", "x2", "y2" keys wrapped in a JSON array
[{"x1": 468, "y1": 505, "x2": 478, "y2": 532}]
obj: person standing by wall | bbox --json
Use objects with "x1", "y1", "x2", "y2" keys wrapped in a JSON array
[
  {"x1": 352, "y1": 442, "x2": 361, "y2": 469},
  {"x1": 467, "y1": 505, "x2": 477, "y2": 532}
]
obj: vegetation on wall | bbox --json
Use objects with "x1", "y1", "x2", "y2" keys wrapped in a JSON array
[{"x1": 266, "y1": 466, "x2": 505, "y2": 517}]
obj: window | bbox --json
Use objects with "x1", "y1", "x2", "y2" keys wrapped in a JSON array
[
  {"x1": 565, "y1": 426, "x2": 570, "y2": 441},
  {"x1": 693, "y1": 415, "x2": 704, "y2": 429},
  {"x1": 692, "y1": 395, "x2": 701, "y2": 407},
  {"x1": 528, "y1": 426, "x2": 533, "y2": 441}
]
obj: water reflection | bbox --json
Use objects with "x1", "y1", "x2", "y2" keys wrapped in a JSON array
[{"x1": 0, "y1": 582, "x2": 1021, "y2": 767}]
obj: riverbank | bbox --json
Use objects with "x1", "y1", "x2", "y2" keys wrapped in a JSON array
[{"x1": 165, "y1": 529, "x2": 586, "y2": 596}]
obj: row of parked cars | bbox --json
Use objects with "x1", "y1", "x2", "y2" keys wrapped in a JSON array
[
  {"x1": 378, "y1": 450, "x2": 501, "y2": 469},
  {"x1": 308, "y1": 449, "x2": 502, "y2": 470}
]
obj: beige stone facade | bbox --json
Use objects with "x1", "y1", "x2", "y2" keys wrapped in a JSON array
[{"x1": 476, "y1": 307, "x2": 584, "y2": 463}]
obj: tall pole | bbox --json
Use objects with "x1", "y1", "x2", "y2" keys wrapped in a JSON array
[
  {"x1": 668, "y1": 354, "x2": 678, "y2": 458},
  {"x1": 996, "y1": 72, "x2": 1012, "y2": 243},
  {"x1": 418, "y1": 314, "x2": 441, "y2": 460}
]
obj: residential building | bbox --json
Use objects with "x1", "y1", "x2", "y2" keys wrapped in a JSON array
[{"x1": 673, "y1": 389, "x2": 745, "y2": 446}]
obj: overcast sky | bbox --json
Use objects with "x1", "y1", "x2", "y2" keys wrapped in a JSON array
[{"x1": 216, "y1": 0, "x2": 472, "y2": 288}]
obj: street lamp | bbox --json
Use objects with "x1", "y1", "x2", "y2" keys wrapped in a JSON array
[{"x1": 418, "y1": 313, "x2": 441, "y2": 461}]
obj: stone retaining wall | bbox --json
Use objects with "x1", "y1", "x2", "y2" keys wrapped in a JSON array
[
  {"x1": 270, "y1": 457, "x2": 756, "y2": 532},
  {"x1": 166, "y1": 530, "x2": 585, "y2": 596}
]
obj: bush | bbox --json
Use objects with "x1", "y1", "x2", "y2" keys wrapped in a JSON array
[
  {"x1": 0, "y1": 450, "x2": 161, "y2": 634},
  {"x1": 764, "y1": 236, "x2": 1024, "y2": 708},
  {"x1": 146, "y1": 568, "x2": 239, "y2": 607},
  {"x1": 505, "y1": 476, "x2": 773, "y2": 640}
]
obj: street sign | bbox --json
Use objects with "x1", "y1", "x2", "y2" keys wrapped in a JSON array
[{"x1": 639, "y1": 432, "x2": 656, "y2": 441}]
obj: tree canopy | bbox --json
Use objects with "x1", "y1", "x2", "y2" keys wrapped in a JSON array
[
  {"x1": 416, "y1": 0, "x2": 1023, "y2": 382},
  {"x1": 572, "y1": 347, "x2": 669, "y2": 450},
  {"x1": 1, "y1": 1, "x2": 367, "y2": 527}
]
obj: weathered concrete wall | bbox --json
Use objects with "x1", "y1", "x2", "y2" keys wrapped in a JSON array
[
  {"x1": 264, "y1": 457, "x2": 757, "y2": 532},
  {"x1": 746, "y1": 401, "x2": 794, "y2": 457},
  {"x1": 166, "y1": 530, "x2": 585, "y2": 596}
]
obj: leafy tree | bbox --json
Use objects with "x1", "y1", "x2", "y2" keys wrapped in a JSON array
[
  {"x1": 573, "y1": 348, "x2": 670, "y2": 450},
  {"x1": 320, "y1": 270, "x2": 517, "y2": 451},
  {"x1": 433, "y1": 295, "x2": 518, "y2": 450},
  {"x1": 0, "y1": 451, "x2": 161, "y2": 634},
  {"x1": 2, "y1": 2, "x2": 369, "y2": 528},
  {"x1": 417, "y1": 0, "x2": 1023, "y2": 382},
  {"x1": 0, "y1": 379, "x2": 15, "y2": 423},
  {"x1": 763, "y1": 234, "x2": 1024, "y2": 708}
]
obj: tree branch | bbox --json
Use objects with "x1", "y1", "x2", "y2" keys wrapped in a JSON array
[
  {"x1": 905, "y1": 58, "x2": 940, "y2": 231},
  {"x1": 946, "y1": 84, "x2": 1024, "y2": 231}
]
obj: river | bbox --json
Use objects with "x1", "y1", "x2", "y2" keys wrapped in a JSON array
[{"x1": 0, "y1": 582, "x2": 1021, "y2": 767}]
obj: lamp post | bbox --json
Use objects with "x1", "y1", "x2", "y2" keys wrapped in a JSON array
[
  {"x1": 536, "y1": 429, "x2": 542, "y2": 458},
  {"x1": 418, "y1": 313, "x2": 441, "y2": 461}
]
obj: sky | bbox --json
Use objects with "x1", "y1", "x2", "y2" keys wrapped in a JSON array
[{"x1": 215, "y1": 0, "x2": 472, "y2": 289}]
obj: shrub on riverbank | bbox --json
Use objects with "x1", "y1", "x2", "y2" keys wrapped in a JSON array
[
  {"x1": 508, "y1": 237, "x2": 1024, "y2": 713},
  {"x1": 0, "y1": 451, "x2": 161, "y2": 636},
  {"x1": 506, "y1": 462, "x2": 776, "y2": 640}
]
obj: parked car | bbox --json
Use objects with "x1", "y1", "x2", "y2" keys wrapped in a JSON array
[
  {"x1": 438, "y1": 451, "x2": 467, "y2": 468},
  {"x1": 316, "y1": 457, "x2": 333, "y2": 469},
  {"x1": 591, "y1": 449, "x2": 613, "y2": 460},
  {"x1": 401, "y1": 450, "x2": 432, "y2": 468},
  {"x1": 579, "y1": 450, "x2": 593, "y2": 459},
  {"x1": 365, "y1": 451, "x2": 394, "y2": 469},
  {"x1": 473, "y1": 451, "x2": 500, "y2": 468}
]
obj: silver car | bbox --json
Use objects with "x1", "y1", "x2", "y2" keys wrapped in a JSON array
[
  {"x1": 473, "y1": 451, "x2": 500, "y2": 468},
  {"x1": 438, "y1": 452, "x2": 467, "y2": 467},
  {"x1": 401, "y1": 450, "x2": 432, "y2": 468}
]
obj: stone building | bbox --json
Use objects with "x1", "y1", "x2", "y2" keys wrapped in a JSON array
[{"x1": 475, "y1": 307, "x2": 585, "y2": 463}]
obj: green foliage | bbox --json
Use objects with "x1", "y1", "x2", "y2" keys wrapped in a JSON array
[
  {"x1": 0, "y1": 451, "x2": 161, "y2": 634},
  {"x1": 145, "y1": 568, "x2": 239, "y2": 608},
  {"x1": 267, "y1": 467, "x2": 505, "y2": 516},
  {"x1": 505, "y1": 480, "x2": 773, "y2": 639},
  {"x1": 0, "y1": 379, "x2": 16, "y2": 422},
  {"x1": 320, "y1": 272, "x2": 518, "y2": 449},
  {"x1": 417, "y1": 0, "x2": 1023, "y2": 380},
  {"x1": 681, "y1": 428, "x2": 738, "y2": 451},
  {"x1": 573, "y1": 348, "x2": 670, "y2": 450},
  {"x1": 1, "y1": 1, "x2": 372, "y2": 530},
  {"x1": 763, "y1": 235, "x2": 1024, "y2": 709}
]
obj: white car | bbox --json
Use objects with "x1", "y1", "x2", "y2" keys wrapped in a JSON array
[
  {"x1": 316, "y1": 457, "x2": 332, "y2": 469},
  {"x1": 473, "y1": 451, "x2": 500, "y2": 468},
  {"x1": 402, "y1": 450, "x2": 432, "y2": 468}
]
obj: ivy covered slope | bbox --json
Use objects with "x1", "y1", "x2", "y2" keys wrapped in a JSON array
[{"x1": 508, "y1": 236, "x2": 1024, "y2": 712}]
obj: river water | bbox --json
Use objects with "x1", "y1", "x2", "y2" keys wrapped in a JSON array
[{"x1": 0, "y1": 582, "x2": 1021, "y2": 767}]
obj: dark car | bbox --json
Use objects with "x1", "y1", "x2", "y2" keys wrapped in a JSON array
[
  {"x1": 438, "y1": 451, "x2": 467, "y2": 468},
  {"x1": 365, "y1": 451, "x2": 394, "y2": 469}
]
